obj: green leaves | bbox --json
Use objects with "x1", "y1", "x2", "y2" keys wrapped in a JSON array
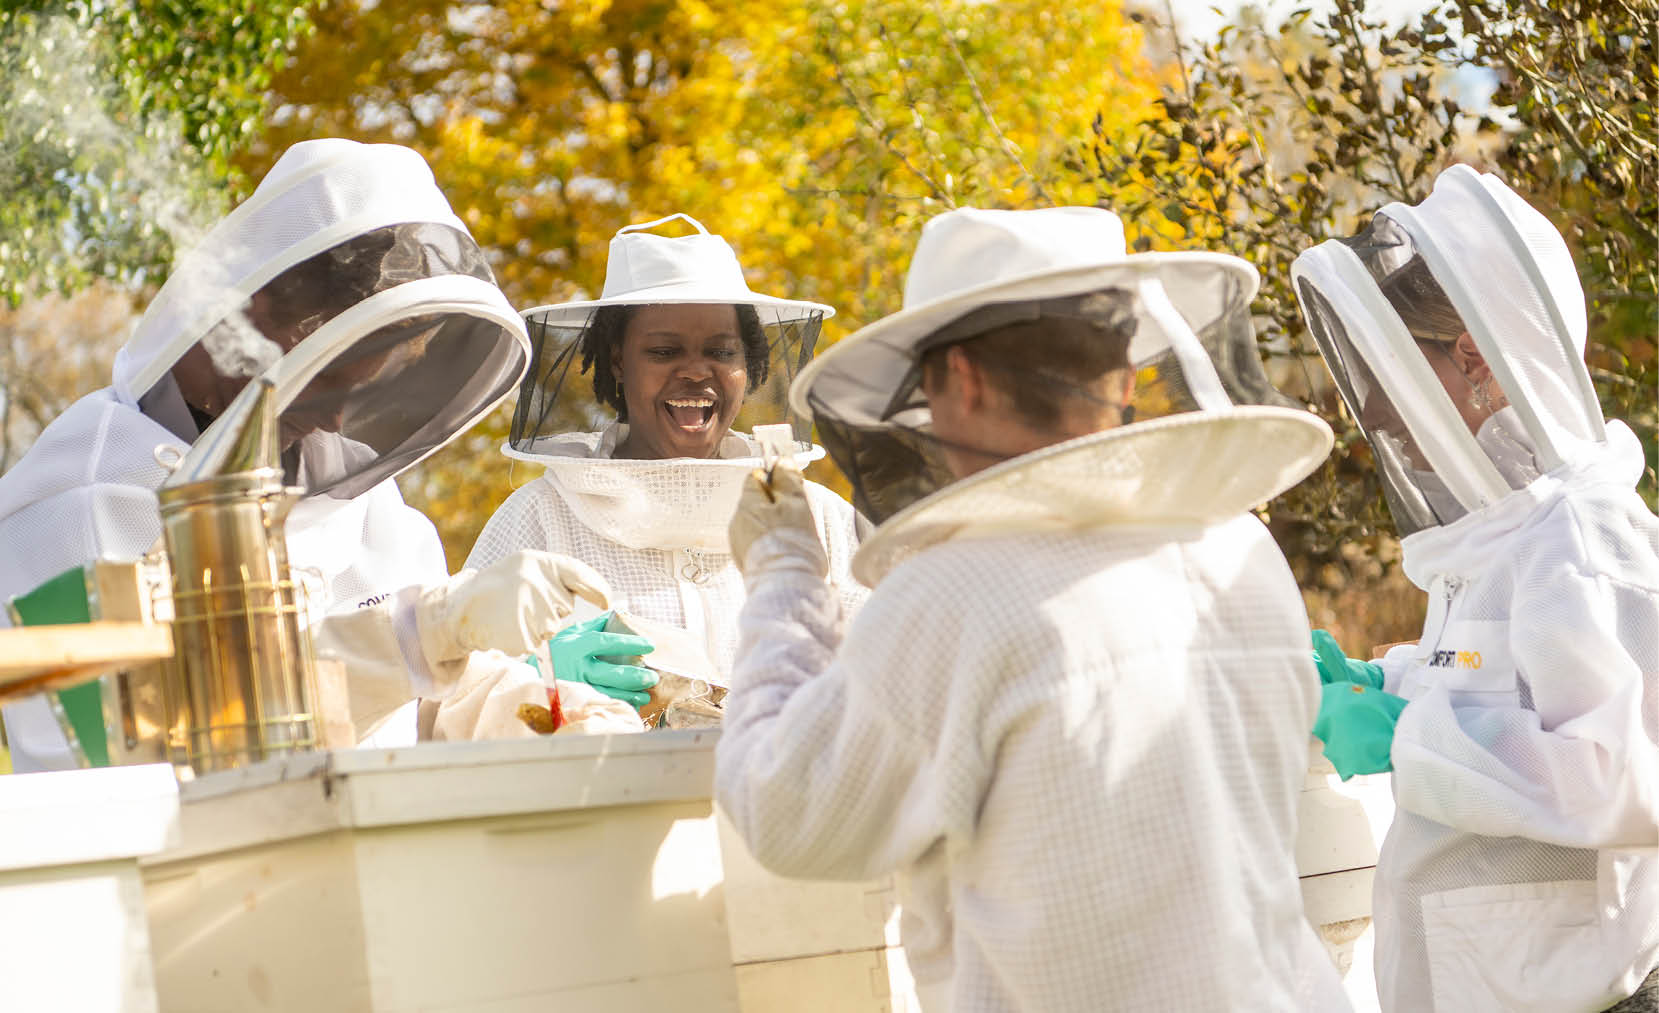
[
  {"x1": 1094, "y1": 0, "x2": 1657, "y2": 570},
  {"x1": 0, "y1": 2, "x2": 314, "y2": 306}
]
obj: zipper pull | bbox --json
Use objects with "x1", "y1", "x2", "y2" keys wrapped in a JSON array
[
  {"x1": 679, "y1": 548, "x2": 711, "y2": 585},
  {"x1": 1417, "y1": 574, "x2": 1459, "y2": 662}
]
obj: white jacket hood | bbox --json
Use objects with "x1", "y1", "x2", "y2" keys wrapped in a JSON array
[
  {"x1": 114, "y1": 138, "x2": 529, "y2": 501},
  {"x1": 1293, "y1": 165, "x2": 1609, "y2": 536}
]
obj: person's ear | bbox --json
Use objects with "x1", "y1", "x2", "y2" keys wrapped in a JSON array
[
  {"x1": 1114, "y1": 367, "x2": 1134, "y2": 408},
  {"x1": 947, "y1": 346, "x2": 986, "y2": 411},
  {"x1": 1452, "y1": 331, "x2": 1491, "y2": 383}
]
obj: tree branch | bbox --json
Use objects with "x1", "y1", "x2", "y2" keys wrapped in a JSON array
[
  {"x1": 933, "y1": 1, "x2": 1055, "y2": 204},
  {"x1": 1160, "y1": 0, "x2": 1194, "y2": 101},
  {"x1": 1336, "y1": 3, "x2": 1414, "y2": 199},
  {"x1": 821, "y1": 35, "x2": 954, "y2": 206}
]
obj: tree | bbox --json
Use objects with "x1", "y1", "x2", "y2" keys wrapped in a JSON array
[
  {"x1": 1095, "y1": 0, "x2": 1656, "y2": 576},
  {"x1": 0, "y1": 2, "x2": 316, "y2": 306},
  {"x1": 251, "y1": 0, "x2": 1169, "y2": 566},
  {"x1": 0, "y1": 284, "x2": 136, "y2": 472},
  {"x1": 1454, "y1": 0, "x2": 1656, "y2": 491}
]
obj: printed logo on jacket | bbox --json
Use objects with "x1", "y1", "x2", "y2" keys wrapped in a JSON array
[
  {"x1": 1428, "y1": 648, "x2": 1483, "y2": 670},
  {"x1": 1405, "y1": 618, "x2": 1516, "y2": 704}
]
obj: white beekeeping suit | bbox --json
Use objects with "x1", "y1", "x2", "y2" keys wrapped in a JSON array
[
  {"x1": 466, "y1": 215, "x2": 866, "y2": 684},
  {"x1": 717, "y1": 206, "x2": 1349, "y2": 1011},
  {"x1": 0, "y1": 138, "x2": 614, "y2": 769},
  {"x1": 1292, "y1": 164, "x2": 1659, "y2": 1012}
]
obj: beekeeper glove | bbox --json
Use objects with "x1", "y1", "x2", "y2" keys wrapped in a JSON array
[
  {"x1": 1311, "y1": 629, "x2": 1385, "y2": 689},
  {"x1": 1313, "y1": 681, "x2": 1409, "y2": 780},
  {"x1": 547, "y1": 612, "x2": 658, "y2": 708},
  {"x1": 417, "y1": 550, "x2": 612, "y2": 675},
  {"x1": 729, "y1": 460, "x2": 828, "y2": 579}
]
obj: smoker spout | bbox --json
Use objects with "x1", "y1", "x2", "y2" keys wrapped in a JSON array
[{"x1": 161, "y1": 374, "x2": 282, "y2": 488}]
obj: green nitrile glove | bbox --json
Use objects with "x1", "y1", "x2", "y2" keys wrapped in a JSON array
[
  {"x1": 547, "y1": 612, "x2": 658, "y2": 709},
  {"x1": 1311, "y1": 629, "x2": 1385, "y2": 689},
  {"x1": 1312, "y1": 681, "x2": 1409, "y2": 780}
]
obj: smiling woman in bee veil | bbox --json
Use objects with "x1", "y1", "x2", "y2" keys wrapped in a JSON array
[{"x1": 457, "y1": 215, "x2": 868, "y2": 719}]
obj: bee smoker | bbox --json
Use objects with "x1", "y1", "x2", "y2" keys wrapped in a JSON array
[{"x1": 154, "y1": 377, "x2": 320, "y2": 775}]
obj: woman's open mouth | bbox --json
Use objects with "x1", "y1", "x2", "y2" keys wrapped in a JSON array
[{"x1": 664, "y1": 397, "x2": 717, "y2": 433}]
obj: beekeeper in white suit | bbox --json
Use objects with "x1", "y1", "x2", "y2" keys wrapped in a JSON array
[
  {"x1": 464, "y1": 214, "x2": 866, "y2": 711},
  {"x1": 0, "y1": 138, "x2": 625, "y2": 770},
  {"x1": 717, "y1": 206, "x2": 1349, "y2": 1011},
  {"x1": 1292, "y1": 165, "x2": 1659, "y2": 1012}
]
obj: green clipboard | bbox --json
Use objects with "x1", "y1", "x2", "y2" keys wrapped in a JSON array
[{"x1": 5, "y1": 567, "x2": 110, "y2": 768}]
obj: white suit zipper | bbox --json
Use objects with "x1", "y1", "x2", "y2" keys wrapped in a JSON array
[
  {"x1": 1419, "y1": 575, "x2": 1462, "y2": 661},
  {"x1": 670, "y1": 547, "x2": 715, "y2": 662}
]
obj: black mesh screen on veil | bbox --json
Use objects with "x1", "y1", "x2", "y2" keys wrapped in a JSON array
[
  {"x1": 805, "y1": 396, "x2": 956, "y2": 525},
  {"x1": 224, "y1": 222, "x2": 525, "y2": 499},
  {"x1": 806, "y1": 275, "x2": 1273, "y2": 526},
  {"x1": 510, "y1": 305, "x2": 825, "y2": 453},
  {"x1": 807, "y1": 291, "x2": 1144, "y2": 526},
  {"x1": 1295, "y1": 274, "x2": 1445, "y2": 536},
  {"x1": 512, "y1": 315, "x2": 606, "y2": 446}
]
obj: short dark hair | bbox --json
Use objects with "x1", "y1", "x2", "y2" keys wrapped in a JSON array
[
  {"x1": 577, "y1": 303, "x2": 770, "y2": 421},
  {"x1": 919, "y1": 290, "x2": 1136, "y2": 429}
]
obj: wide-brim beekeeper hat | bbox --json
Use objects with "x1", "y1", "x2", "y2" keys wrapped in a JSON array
[
  {"x1": 790, "y1": 206, "x2": 1257, "y2": 420},
  {"x1": 793, "y1": 205, "x2": 1333, "y2": 584},
  {"x1": 522, "y1": 214, "x2": 834, "y2": 327}
]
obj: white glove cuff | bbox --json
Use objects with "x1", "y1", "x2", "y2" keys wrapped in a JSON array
[
  {"x1": 742, "y1": 528, "x2": 829, "y2": 584},
  {"x1": 414, "y1": 571, "x2": 469, "y2": 671},
  {"x1": 1378, "y1": 644, "x2": 1415, "y2": 697}
]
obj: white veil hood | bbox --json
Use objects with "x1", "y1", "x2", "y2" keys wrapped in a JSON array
[{"x1": 1292, "y1": 164, "x2": 1608, "y2": 537}]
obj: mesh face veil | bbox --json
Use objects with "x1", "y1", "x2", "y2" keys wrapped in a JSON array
[
  {"x1": 789, "y1": 206, "x2": 1333, "y2": 586},
  {"x1": 252, "y1": 222, "x2": 525, "y2": 499},
  {"x1": 510, "y1": 302, "x2": 824, "y2": 460},
  {"x1": 489, "y1": 216, "x2": 837, "y2": 552},
  {"x1": 120, "y1": 139, "x2": 530, "y2": 502},
  {"x1": 1292, "y1": 166, "x2": 1603, "y2": 537},
  {"x1": 802, "y1": 264, "x2": 1298, "y2": 526}
]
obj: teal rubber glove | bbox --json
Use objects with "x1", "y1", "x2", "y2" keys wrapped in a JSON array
[
  {"x1": 547, "y1": 612, "x2": 658, "y2": 708},
  {"x1": 1311, "y1": 629, "x2": 1385, "y2": 689},
  {"x1": 1312, "y1": 681, "x2": 1408, "y2": 779}
]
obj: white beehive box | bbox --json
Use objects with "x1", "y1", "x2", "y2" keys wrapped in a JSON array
[
  {"x1": 142, "y1": 732, "x2": 736, "y2": 1011},
  {"x1": 140, "y1": 730, "x2": 918, "y2": 1012},
  {"x1": 0, "y1": 763, "x2": 179, "y2": 1013},
  {"x1": 136, "y1": 730, "x2": 1386, "y2": 1013},
  {"x1": 1296, "y1": 742, "x2": 1396, "y2": 1013},
  {"x1": 718, "y1": 814, "x2": 921, "y2": 1012}
]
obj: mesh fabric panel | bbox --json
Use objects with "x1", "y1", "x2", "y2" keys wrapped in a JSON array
[{"x1": 466, "y1": 467, "x2": 866, "y2": 681}]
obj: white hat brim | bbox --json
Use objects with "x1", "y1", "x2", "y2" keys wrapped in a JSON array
[
  {"x1": 790, "y1": 251, "x2": 1256, "y2": 420},
  {"x1": 524, "y1": 281, "x2": 834, "y2": 327},
  {"x1": 850, "y1": 406, "x2": 1332, "y2": 586}
]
